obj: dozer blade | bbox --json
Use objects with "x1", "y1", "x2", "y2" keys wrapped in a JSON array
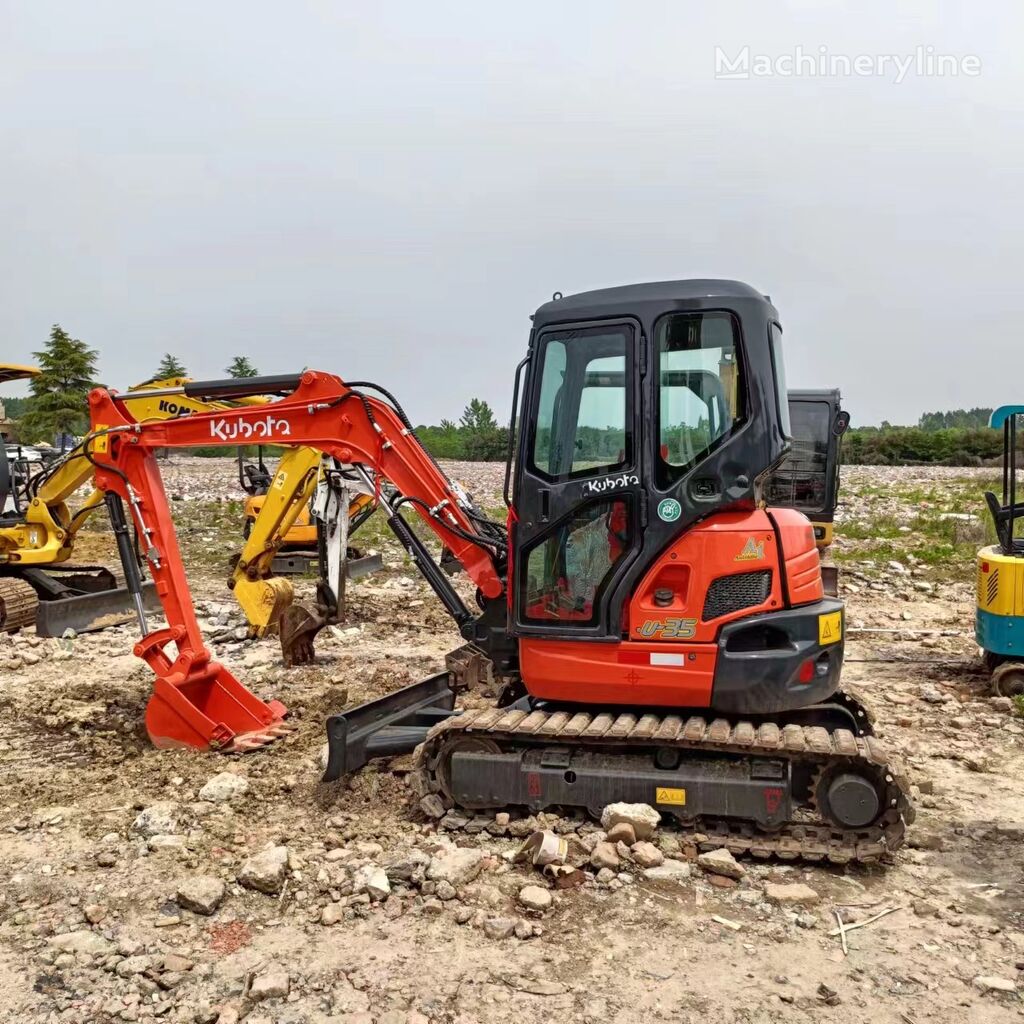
[
  {"x1": 35, "y1": 580, "x2": 159, "y2": 637},
  {"x1": 144, "y1": 660, "x2": 294, "y2": 752}
]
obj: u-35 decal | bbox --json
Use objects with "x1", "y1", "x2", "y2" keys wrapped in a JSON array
[{"x1": 637, "y1": 617, "x2": 698, "y2": 639}]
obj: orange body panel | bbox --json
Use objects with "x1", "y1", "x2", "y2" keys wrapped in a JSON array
[
  {"x1": 628, "y1": 509, "x2": 783, "y2": 644},
  {"x1": 520, "y1": 637, "x2": 716, "y2": 706},
  {"x1": 520, "y1": 507, "x2": 824, "y2": 707},
  {"x1": 770, "y1": 506, "x2": 824, "y2": 605}
]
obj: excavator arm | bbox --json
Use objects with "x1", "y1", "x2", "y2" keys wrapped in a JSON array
[{"x1": 85, "y1": 370, "x2": 505, "y2": 752}]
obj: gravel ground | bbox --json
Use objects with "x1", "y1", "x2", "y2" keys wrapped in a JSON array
[{"x1": 0, "y1": 458, "x2": 1022, "y2": 1024}]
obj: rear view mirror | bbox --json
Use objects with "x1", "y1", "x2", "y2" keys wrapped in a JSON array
[{"x1": 833, "y1": 410, "x2": 851, "y2": 436}]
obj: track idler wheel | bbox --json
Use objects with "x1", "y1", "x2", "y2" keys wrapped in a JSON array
[
  {"x1": 815, "y1": 767, "x2": 883, "y2": 830},
  {"x1": 435, "y1": 735, "x2": 502, "y2": 802},
  {"x1": 992, "y1": 662, "x2": 1024, "y2": 699}
]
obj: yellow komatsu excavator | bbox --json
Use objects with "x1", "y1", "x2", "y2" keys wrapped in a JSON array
[{"x1": 0, "y1": 371, "x2": 379, "y2": 646}]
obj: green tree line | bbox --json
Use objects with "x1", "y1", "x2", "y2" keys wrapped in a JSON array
[{"x1": 3, "y1": 324, "x2": 1019, "y2": 465}]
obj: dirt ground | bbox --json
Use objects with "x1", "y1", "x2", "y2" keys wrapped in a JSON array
[{"x1": 1, "y1": 458, "x2": 1023, "y2": 1024}]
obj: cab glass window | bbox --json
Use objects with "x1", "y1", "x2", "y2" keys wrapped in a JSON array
[
  {"x1": 769, "y1": 322, "x2": 791, "y2": 437},
  {"x1": 520, "y1": 497, "x2": 634, "y2": 624},
  {"x1": 530, "y1": 326, "x2": 632, "y2": 481},
  {"x1": 655, "y1": 312, "x2": 744, "y2": 487},
  {"x1": 764, "y1": 400, "x2": 830, "y2": 512}
]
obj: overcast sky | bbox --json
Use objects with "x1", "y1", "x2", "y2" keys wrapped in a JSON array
[{"x1": 1, "y1": 2, "x2": 1020, "y2": 427}]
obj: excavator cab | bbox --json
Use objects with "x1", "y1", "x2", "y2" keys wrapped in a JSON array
[{"x1": 510, "y1": 281, "x2": 791, "y2": 642}]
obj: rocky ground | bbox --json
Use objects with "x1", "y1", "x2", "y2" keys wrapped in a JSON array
[{"x1": 1, "y1": 458, "x2": 1023, "y2": 1024}]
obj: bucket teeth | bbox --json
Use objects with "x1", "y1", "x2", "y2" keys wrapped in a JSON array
[{"x1": 226, "y1": 729, "x2": 290, "y2": 753}]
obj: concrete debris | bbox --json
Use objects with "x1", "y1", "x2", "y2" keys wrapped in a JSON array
[
  {"x1": 176, "y1": 875, "x2": 226, "y2": 915},
  {"x1": 426, "y1": 846, "x2": 485, "y2": 887},
  {"x1": 131, "y1": 802, "x2": 179, "y2": 837},
  {"x1": 697, "y1": 847, "x2": 746, "y2": 880},
  {"x1": 238, "y1": 844, "x2": 290, "y2": 894},
  {"x1": 600, "y1": 802, "x2": 661, "y2": 840},
  {"x1": 518, "y1": 885, "x2": 553, "y2": 912},
  {"x1": 765, "y1": 882, "x2": 820, "y2": 906},
  {"x1": 198, "y1": 771, "x2": 250, "y2": 803}
]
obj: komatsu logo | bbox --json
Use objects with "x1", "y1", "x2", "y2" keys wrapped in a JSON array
[
  {"x1": 209, "y1": 415, "x2": 292, "y2": 441},
  {"x1": 157, "y1": 399, "x2": 197, "y2": 417}
]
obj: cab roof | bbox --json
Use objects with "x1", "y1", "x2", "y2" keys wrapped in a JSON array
[{"x1": 532, "y1": 278, "x2": 776, "y2": 329}]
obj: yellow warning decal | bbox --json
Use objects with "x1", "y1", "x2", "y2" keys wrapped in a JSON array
[
  {"x1": 819, "y1": 610, "x2": 842, "y2": 646},
  {"x1": 92, "y1": 426, "x2": 109, "y2": 454},
  {"x1": 656, "y1": 786, "x2": 686, "y2": 806}
]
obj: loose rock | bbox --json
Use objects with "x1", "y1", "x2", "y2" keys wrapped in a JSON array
[
  {"x1": 764, "y1": 882, "x2": 820, "y2": 906},
  {"x1": 238, "y1": 845, "x2": 290, "y2": 895},
  {"x1": 518, "y1": 885, "x2": 553, "y2": 912},
  {"x1": 176, "y1": 875, "x2": 226, "y2": 915},
  {"x1": 132, "y1": 802, "x2": 179, "y2": 838},
  {"x1": 250, "y1": 969, "x2": 290, "y2": 1001},
  {"x1": 198, "y1": 771, "x2": 250, "y2": 803},
  {"x1": 590, "y1": 841, "x2": 621, "y2": 870},
  {"x1": 600, "y1": 803, "x2": 661, "y2": 840},
  {"x1": 426, "y1": 846, "x2": 484, "y2": 887},
  {"x1": 697, "y1": 847, "x2": 746, "y2": 880}
]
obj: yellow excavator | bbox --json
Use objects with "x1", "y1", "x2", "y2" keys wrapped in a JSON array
[{"x1": 0, "y1": 370, "x2": 379, "y2": 650}]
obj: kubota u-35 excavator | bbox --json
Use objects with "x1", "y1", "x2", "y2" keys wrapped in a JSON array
[{"x1": 85, "y1": 280, "x2": 913, "y2": 860}]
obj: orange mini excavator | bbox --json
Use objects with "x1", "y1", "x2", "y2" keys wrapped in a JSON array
[{"x1": 86, "y1": 281, "x2": 912, "y2": 860}]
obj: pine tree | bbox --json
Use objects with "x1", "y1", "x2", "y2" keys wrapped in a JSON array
[
  {"x1": 226, "y1": 356, "x2": 259, "y2": 378},
  {"x1": 20, "y1": 325, "x2": 99, "y2": 449},
  {"x1": 459, "y1": 398, "x2": 503, "y2": 460},
  {"x1": 154, "y1": 353, "x2": 187, "y2": 379},
  {"x1": 459, "y1": 398, "x2": 497, "y2": 433}
]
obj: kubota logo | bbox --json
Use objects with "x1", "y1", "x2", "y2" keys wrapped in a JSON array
[{"x1": 209, "y1": 415, "x2": 293, "y2": 441}]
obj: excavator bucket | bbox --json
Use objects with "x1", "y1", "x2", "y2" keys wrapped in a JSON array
[
  {"x1": 279, "y1": 600, "x2": 328, "y2": 667},
  {"x1": 144, "y1": 660, "x2": 293, "y2": 752},
  {"x1": 135, "y1": 626, "x2": 293, "y2": 752}
]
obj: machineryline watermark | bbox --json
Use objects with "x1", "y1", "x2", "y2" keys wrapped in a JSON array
[{"x1": 715, "y1": 45, "x2": 982, "y2": 83}]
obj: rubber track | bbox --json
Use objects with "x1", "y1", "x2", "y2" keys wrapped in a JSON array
[
  {"x1": 411, "y1": 701, "x2": 915, "y2": 865},
  {"x1": 0, "y1": 577, "x2": 38, "y2": 632}
]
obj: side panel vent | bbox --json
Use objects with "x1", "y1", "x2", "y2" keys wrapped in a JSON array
[{"x1": 703, "y1": 570, "x2": 772, "y2": 621}]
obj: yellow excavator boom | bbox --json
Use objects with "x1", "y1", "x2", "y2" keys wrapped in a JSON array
[{"x1": 0, "y1": 374, "x2": 377, "y2": 636}]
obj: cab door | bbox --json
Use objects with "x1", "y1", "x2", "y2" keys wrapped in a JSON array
[{"x1": 511, "y1": 319, "x2": 643, "y2": 640}]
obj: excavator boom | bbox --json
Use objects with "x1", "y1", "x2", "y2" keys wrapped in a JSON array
[{"x1": 86, "y1": 370, "x2": 504, "y2": 751}]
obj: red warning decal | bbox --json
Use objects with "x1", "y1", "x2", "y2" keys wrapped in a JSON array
[
  {"x1": 763, "y1": 786, "x2": 784, "y2": 815},
  {"x1": 527, "y1": 772, "x2": 542, "y2": 798}
]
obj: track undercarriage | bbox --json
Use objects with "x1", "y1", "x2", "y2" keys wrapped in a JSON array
[{"x1": 409, "y1": 687, "x2": 914, "y2": 865}]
